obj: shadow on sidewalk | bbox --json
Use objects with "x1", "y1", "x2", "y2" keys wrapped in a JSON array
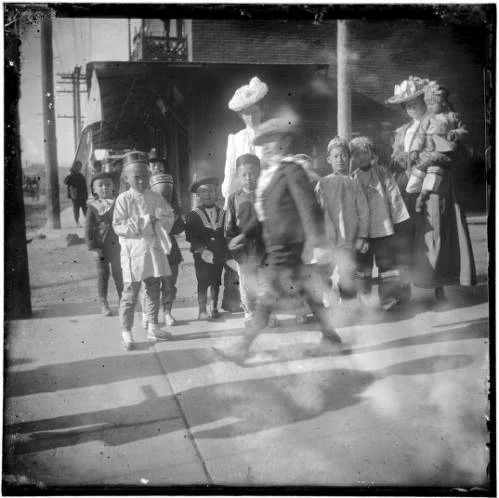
[
  {"x1": 5, "y1": 317, "x2": 487, "y2": 398},
  {"x1": 5, "y1": 353, "x2": 474, "y2": 456}
]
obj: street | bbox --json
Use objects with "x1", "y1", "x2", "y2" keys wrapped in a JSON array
[{"x1": 4, "y1": 205, "x2": 490, "y2": 491}]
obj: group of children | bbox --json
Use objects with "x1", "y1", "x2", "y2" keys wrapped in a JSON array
[{"x1": 84, "y1": 78, "x2": 465, "y2": 350}]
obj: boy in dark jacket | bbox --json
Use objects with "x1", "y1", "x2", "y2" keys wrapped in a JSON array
[
  {"x1": 225, "y1": 154, "x2": 265, "y2": 325},
  {"x1": 185, "y1": 176, "x2": 228, "y2": 320},
  {"x1": 85, "y1": 172, "x2": 123, "y2": 316}
]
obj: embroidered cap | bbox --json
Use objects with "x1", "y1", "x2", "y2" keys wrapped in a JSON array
[
  {"x1": 327, "y1": 136, "x2": 350, "y2": 156},
  {"x1": 190, "y1": 176, "x2": 220, "y2": 193},
  {"x1": 150, "y1": 173, "x2": 174, "y2": 187},
  {"x1": 228, "y1": 76, "x2": 269, "y2": 112},
  {"x1": 349, "y1": 136, "x2": 376, "y2": 154},
  {"x1": 122, "y1": 151, "x2": 149, "y2": 169},
  {"x1": 385, "y1": 76, "x2": 430, "y2": 105}
]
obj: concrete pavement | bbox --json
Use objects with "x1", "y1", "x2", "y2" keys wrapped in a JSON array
[{"x1": 4, "y1": 204, "x2": 491, "y2": 491}]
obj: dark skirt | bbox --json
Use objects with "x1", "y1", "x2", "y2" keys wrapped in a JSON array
[{"x1": 412, "y1": 171, "x2": 477, "y2": 289}]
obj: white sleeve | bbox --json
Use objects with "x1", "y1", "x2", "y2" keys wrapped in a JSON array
[{"x1": 221, "y1": 133, "x2": 236, "y2": 199}]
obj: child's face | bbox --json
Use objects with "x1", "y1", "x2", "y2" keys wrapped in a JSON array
[
  {"x1": 93, "y1": 178, "x2": 115, "y2": 199},
  {"x1": 351, "y1": 148, "x2": 373, "y2": 170},
  {"x1": 404, "y1": 97, "x2": 426, "y2": 120},
  {"x1": 196, "y1": 184, "x2": 217, "y2": 207},
  {"x1": 125, "y1": 164, "x2": 149, "y2": 193},
  {"x1": 151, "y1": 182, "x2": 173, "y2": 203},
  {"x1": 424, "y1": 99, "x2": 443, "y2": 115},
  {"x1": 237, "y1": 163, "x2": 259, "y2": 192},
  {"x1": 328, "y1": 146, "x2": 350, "y2": 174}
]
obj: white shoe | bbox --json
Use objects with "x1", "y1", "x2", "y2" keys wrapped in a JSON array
[
  {"x1": 147, "y1": 324, "x2": 172, "y2": 341},
  {"x1": 164, "y1": 312, "x2": 176, "y2": 326},
  {"x1": 380, "y1": 297, "x2": 398, "y2": 311},
  {"x1": 121, "y1": 330, "x2": 135, "y2": 351}
]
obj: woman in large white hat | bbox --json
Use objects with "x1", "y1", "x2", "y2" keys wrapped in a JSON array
[
  {"x1": 386, "y1": 76, "x2": 476, "y2": 303},
  {"x1": 221, "y1": 76, "x2": 268, "y2": 202},
  {"x1": 220, "y1": 76, "x2": 268, "y2": 312}
]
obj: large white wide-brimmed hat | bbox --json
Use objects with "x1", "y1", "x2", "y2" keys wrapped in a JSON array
[
  {"x1": 385, "y1": 76, "x2": 430, "y2": 105},
  {"x1": 228, "y1": 76, "x2": 269, "y2": 112}
]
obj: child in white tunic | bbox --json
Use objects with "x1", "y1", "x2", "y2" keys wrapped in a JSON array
[{"x1": 113, "y1": 152, "x2": 175, "y2": 350}]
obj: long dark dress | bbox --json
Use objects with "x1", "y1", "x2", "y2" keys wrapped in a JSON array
[{"x1": 412, "y1": 169, "x2": 476, "y2": 288}]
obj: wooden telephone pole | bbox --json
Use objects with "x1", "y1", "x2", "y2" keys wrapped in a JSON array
[
  {"x1": 41, "y1": 14, "x2": 61, "y2": 229},
  {"x1": 337, "y1": 20, "x2": 351, "y2": 141},
  {"x1": 57, "y1": 66, "x2": 86, "y2": 151}
]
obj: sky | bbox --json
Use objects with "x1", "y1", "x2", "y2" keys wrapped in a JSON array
[{"x1": 18, "y1": 17, "x2": 131, "y2": 168}]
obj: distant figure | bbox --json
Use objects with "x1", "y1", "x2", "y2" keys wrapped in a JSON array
[
  {"x1": 64, "y1": 161, "x2": 88, "y2": 227},
  {"x1": 85, "y1": 172, "x2": 123, "y2": 317},
  {"x1": 109, "y1": 158, "x2": 126, "y2": 195},
  {"x1": 91, "y1": 160, "x2": 103, "y2": 176}
]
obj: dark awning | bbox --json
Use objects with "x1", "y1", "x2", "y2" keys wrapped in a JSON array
[{"x1": 84, "y1": 61, "x2": 330, "y2": 150}]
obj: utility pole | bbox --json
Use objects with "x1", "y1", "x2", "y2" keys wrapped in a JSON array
[
  {"x1": 337, "y1": 20, "x2": 351, "y2": 141},
  {"x1": 41, "y1": 14, "x2": 61, "y2": 229},
  {"x1": 57, "y1": 66, "x2": 86, "y2": 151}
]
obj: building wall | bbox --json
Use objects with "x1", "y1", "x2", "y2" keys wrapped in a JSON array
[{"x1": 191, "y1": 17, "x2": 490, "y2": 178}]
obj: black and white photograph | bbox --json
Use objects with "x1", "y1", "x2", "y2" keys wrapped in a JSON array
[{"x1": 3, "y1": 3, "x2": 494, "y2": 494}]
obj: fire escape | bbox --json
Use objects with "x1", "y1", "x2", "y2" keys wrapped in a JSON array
[{"x1": 132, "y1": 19, "x2": 188, "y2": 62}]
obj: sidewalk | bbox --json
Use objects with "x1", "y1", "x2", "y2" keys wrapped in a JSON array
[{"x1": 4, "y1": 206, "x2": 491, "y2": 491}]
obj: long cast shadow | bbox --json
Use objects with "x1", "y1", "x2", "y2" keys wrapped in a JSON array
[
  {"x1": 5, "y1": 354, "x2": 474, "y2": 455},
  {"x1": 5, "y1": 318, "x2": 488, "y2": 397}
]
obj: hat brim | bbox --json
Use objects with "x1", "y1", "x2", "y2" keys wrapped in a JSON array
[
  {"x1": 253, "y1": 128, "x2": 298, "y2": 146},
  {"x1": 228, "y1": 87, "x2": 268, "y2": 112},
  {"x1": 385, "y1": 89, "x2": 425, "y2": 105},
  {"x1": 189, "y1": 176, "x2": 220, "y2": 193}
]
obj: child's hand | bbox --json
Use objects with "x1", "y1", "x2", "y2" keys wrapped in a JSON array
[
  {"x1": 409, "y1": 151, "x2": 419, "y2": 164},
  {"x1": 201, "y1": 249, "x2": 214, "y2": 264},
  {"x1": 91, "y1": 250, "x2": 103, "y2": 261},
  {"x1": 354, "y1": 238, "x2": 369, "y2": 254},
  {"x1": 150, "y1": 215, "x2": 158, "y2": 225}
]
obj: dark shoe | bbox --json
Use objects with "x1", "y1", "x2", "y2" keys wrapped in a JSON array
[
  {"x1": 398, "y1": 284, "x2": 412, "y2": 304},
  {"x1": 211, "y1": 308, "x2": 220, "y2": 319},
  {"x1": 435, "y1": 286, "x2": 447, "y2": 302},
  {"x1": 267, "y1": 314, "x2": 278, "y2": 328}
]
